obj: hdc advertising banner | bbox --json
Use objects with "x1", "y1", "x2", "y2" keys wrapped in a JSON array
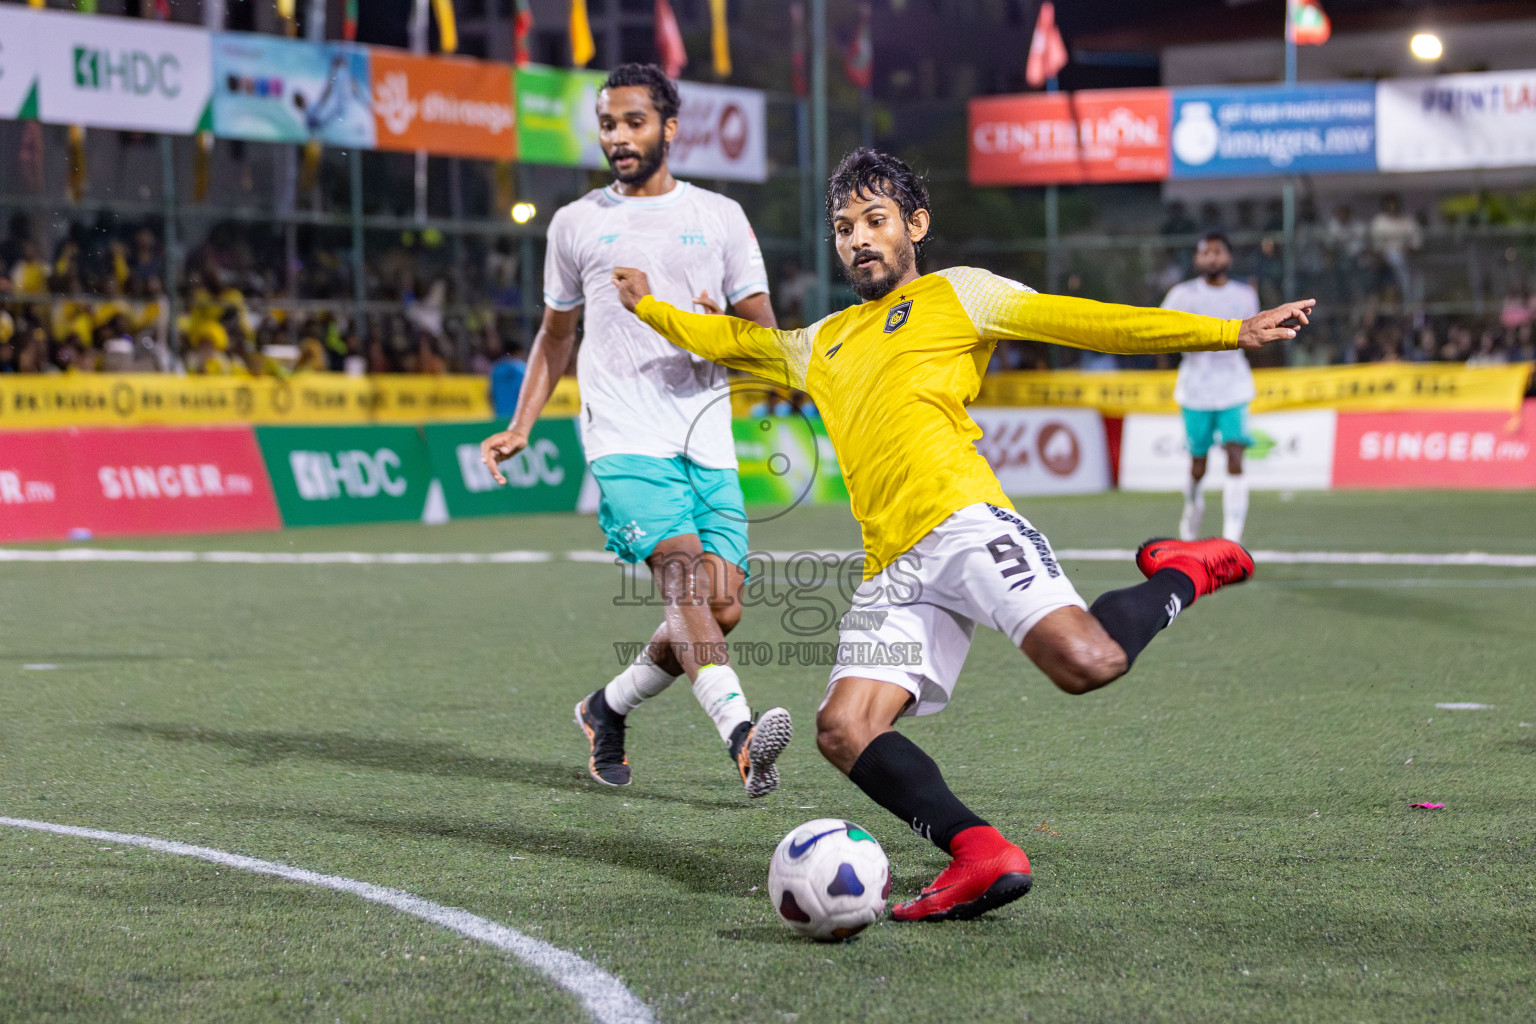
[
  {"x1": 1119, "y1": 410, "x2": 1338, "y2": 491},
  {"x1": 255, "y1": 425, "x2": 434, "y2": 526},
  {"x1": 968, "y1": 407, "x2": 1111, "y2": 496},
  {"x1": 1332, "y1": 404, "x2": 1536, "y2": 489},
  {"x1": 671, "y1": 81, "x2": 768, "y2": 183},
  {"x1": 422, "y1": 418, "x2": 586, "y2": 518},
  {"x1": 0, "y1": 6, "x2": 41, "y2": 119},
  {"x1": 968, "y1": 88, "x2": 1171, "y2": 186},
  {"x1": 370, "y1": 50, "x2": 515, "y2": 161},
  {"x1": 1170, "y1": 83, "x2": 1377, "y2": 178},
  {"x1": 33, "y1": 9, "x2": 213, "y2": 134},
  {"x1": 1377, "y1": 70, "x2": 1536, "y2": 172},
  {"x1": 211, "y1": 34, "x2": 374, "y2": 147},
  {"x1": 0, "y1": 426, "x2": 280, "y2": 542}
]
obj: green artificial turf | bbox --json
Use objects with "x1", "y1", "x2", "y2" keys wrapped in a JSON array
[{"x1": 1, "y1": 491, "x2": 1533, "y2": 1023}]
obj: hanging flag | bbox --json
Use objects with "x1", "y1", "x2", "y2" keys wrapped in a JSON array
[
  {"x1": 513, "y1": 0, "x2": 535, "y2": 67},
  {"x1": 790, "y1": 1, "x2": 807, "y2": 98},
  {"x1": 432, "y1": 0, "x2": 458, "y2": 53},
  {"x1": 842, "y1": 2, "x2": 872, "y2": 90},
  {"x1": 656, "y1": 0, "x2": 688, "y2": 80},
  {"x1": 709, "y1": 0, "x2": 730, "y2": 79},
  {"x1": 1025, "y1": 1, "x2": 1068, "y2": 88},
  {"x1": 75, "y1": 0, "x2": 98, "y2": 12},
  {"x1": 194, "y1": 131, "x2": 214, "y2": 203},
  {"x1": 19, "y1": 122, "x2": 44, "y2": 195},
  {"x1": 344, "y1": 0, "x2": 359, "y2": 41},
  {"x1": 67, "y1": 125, "x2": 86, "y2": 203},
  {"x1": 274, "y1": 0, "x2": 295, "y2": 20},
  {"x1": 153, "y1": 0, "x2": 170, "y2": 17},
  {"x1": 570, "y1": 0, "x2": 596, "y2": 68},
  {"x1": 1288, "y1": 0, "x2": 1331, "y2": 46}
]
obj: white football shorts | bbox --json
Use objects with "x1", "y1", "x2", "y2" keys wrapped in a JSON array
[{"x1": 825, "y1": 502, "x2": 1087, "y2": 717}]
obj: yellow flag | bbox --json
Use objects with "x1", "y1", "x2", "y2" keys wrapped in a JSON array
[
  {"x1": 710, "y1": 0, "x2": 731, "y2": 78},
  {"x1": 274, "y1": 0, "x2": 295, "y2": 19},
  {"x1": 570, "y1": 0, "x2": 596, "y2": 68},
  {"x1": 431, "y1": 0, "x2": 458, "y2": 53}
]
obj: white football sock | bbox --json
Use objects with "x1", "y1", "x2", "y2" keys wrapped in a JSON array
[
  {"x1": 1222, "y1": 476, "x2": 1250, "y2": 543},
  {"x1": 1179, "y1": 476, "x2": 1205, "y2": 540},
  {"x1": 602, "y1": 657, "x2": 678, "y2": 716},
  {"x1": 691, "y1": 663, "x2": 752, "y2": 743}
]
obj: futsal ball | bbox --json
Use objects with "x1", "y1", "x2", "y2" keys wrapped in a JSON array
[{"x1": 769, "y1": 818, "x2": 890, "y2": 941}]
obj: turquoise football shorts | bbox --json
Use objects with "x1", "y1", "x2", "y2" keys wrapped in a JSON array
[
  {"x1": 589, "y1": 454, "x2": 749, "y2": 570},
  {"x1": 1181, "y1": 404, "x2": 1253, "y2": 458}
]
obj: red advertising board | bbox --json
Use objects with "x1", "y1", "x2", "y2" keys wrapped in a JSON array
[
  {"x1": 0, "y1": 426, "x2": 281, "y2": 542},
  {"x1": 1332, "y1": 403, "x2": 1536, "y2": 489},
  {"x1": 969, "y1": 88, "x2": 1171, "y2": 186},
  {"x1": 371, "y1": 51, "x2": 516, "y2": 161}
]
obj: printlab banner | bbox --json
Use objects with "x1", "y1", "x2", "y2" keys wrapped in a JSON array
[
  {"x1": 0, "y1": 426, "x2": 280, "y2": 542},
  {"x1": 211, "y1": 33, "x2": 373, "y2": 147},
  {"x1": 1376, "y1": 70, "x2": 1536, "y2": 172},
  {"x1": 422, "y1": 418, "x2": 586, "y2": 518},
  {"x1": 1170, "y1": 83, "x2": 1376, "y2": 178},
  {"x1": 255, "y1": 424, "x2": 434, "y2": 527}
]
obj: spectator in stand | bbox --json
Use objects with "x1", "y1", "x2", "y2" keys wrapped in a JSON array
[
  {"x1": 488, "y1": 337, "x2": 528, "y2": 419},
  {"x1": 776, "y1": 258, "x2": 816, "y2": 329},
  {"x1": 1499, "y1": 284, "x2": 1531, "y2": 336},
  {"x1": 1370, "y1": 195, "x2": 1421, "y2": 304},
  {"x1": 1467, "y1": 329, "x2": 1508, "y2": 366},
  {"x1": 1323, "y1": 204, "x2": 1367, "y2": 303}
]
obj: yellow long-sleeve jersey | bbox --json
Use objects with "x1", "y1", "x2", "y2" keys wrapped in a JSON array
[{"x1": 636, "y1": 266, "x2": 1242, "y2": 576}]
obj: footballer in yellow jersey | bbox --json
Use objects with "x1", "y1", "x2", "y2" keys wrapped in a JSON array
[{"x1": 613, "y1": 148, "x2": 1315, "y2": 923}]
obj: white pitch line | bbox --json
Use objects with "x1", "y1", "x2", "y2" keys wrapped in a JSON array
[
  {"x1": 3, "y1": 546, "x2": 1536, "y2": 568},
  {"x1": 0, "y1": 817, "x2": 655, "y2": 1024}
]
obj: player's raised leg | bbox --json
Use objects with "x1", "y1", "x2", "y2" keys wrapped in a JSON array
[{"x1": 816, "y1": 677, "x2": 1033, "y2": 922}]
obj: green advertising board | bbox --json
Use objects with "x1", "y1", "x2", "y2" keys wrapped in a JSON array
[
  {"x1": 733, "y1": 415, "x2": 848, "y2": 510},
  {"x1": 422, "y1": 418, "x2": 586, "y2": 518},
  {"x1": 255, "y1": 425, "x2": 434, "y2": 527},
  {"x1": 515, "y1": 65, "x2": 606, "y2": 168}
]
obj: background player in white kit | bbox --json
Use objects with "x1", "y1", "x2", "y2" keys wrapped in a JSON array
[
  {"x1": 1162, "y1": 232, "x2": 1260, "y2": 543},
  {"x1": 477, "y1": 64, "x2": 792, "y2": 798}
]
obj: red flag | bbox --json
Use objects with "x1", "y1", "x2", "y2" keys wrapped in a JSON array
[
  {"x1": 513, "y1": 0, "x2": 535, "y2": 67},
  {"x1": 842, "y1": 2, "x2": 872, "y2": 91},
  {"x1": 1288, "y1": 0, "x2": 1331, "y2": 46},
  {"x1": 790, "y1": 1, "x2": 807, "y2": 98},
  {"x1": 1026, "y1": 1, "x2": 1068, "y2": 88},
  {"x1": 655, "y1": 0, "x2": 688, "y2": 79},
  {"x1": 343, "y1": 0, "x2": 358, "y2": 40}
]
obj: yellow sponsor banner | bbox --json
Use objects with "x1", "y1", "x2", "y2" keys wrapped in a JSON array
[
  {"x1": 977, "y1": 363, "x2": 1533, "y2": 416},
  {"x1": 0, "y1": 374, "x2": 502, "y2": 430}
]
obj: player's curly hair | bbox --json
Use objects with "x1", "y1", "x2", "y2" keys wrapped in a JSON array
[
  {"x1": 602, "y1": 63, "x2": 681, "y2": 124},
  {"x1": 825, "y1": 148, "x2": 932, "y2": 259}
]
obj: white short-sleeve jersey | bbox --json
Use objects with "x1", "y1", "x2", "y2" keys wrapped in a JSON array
[
  {"x1": 543, "y1": 181, "x2": 769, "y2": 469},
  {"x1": 1162, "y1": 278, "x2": 1260, "y2": 410}
]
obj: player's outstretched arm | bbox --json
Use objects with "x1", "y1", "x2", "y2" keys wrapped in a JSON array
[
  {"x1": 613, "y1": 267, "x2": 809, "y2": 389},
  {"x1": 1236, "y1": 299, "x2": 1316, "y2": 350},
  {"x1": 479, "y1": 306, "x2": 579, "y2": 486}
]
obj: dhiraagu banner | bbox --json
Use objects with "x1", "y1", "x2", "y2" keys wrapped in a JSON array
[
  {"x1": 255, "y1": 425, "x2": 434, "y2": 527},
  {"x1": 515, "y1": 64, "x2": 606, "y2": 168},
  {"x1": 34, "y1": 9, "x2": 213, "y2": 134},
  {"x1": 422, "y1": 418, "x2": 585, "y2": 518},
  {"x1": 211, "y1": 33, "x2": 373, "y2": 147}
]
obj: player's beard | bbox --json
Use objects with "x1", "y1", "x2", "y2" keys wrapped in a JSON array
[
  {"x1": 841, "y1": 239, "x2": 914, "y2": 302},
  {"x1": 607, "y1": 139, "x2": 668, "y2": 186}
]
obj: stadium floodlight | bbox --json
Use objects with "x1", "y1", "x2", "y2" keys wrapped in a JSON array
[
  {"x1": 1410, "y1": 32, "x2": 1443, "y2": 61},
  {"x1": 511, "y1": 202, "x2": 537, "y2": 224}
]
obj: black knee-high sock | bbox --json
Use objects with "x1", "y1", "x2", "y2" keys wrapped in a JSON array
[
  {"x1": 1090, "y1": 568, "x2": 1197, "y2": 667},
  {"x1": 847, "y1": 731, "x2": 986, "y2": 854}
]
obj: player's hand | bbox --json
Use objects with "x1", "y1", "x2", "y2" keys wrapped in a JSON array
[
  {"x1": 479, "y1": 429, "x2": 528, "y2": 486},
  {"x1": 1238, "y1": 299, "x2": 1316, "y2": 349},
  {"x1": 692, "y1": 291, "x2": 724, "y2": 315},
  {"x1": 611, "y1": 267, "x2": 652, "y2": 312}
]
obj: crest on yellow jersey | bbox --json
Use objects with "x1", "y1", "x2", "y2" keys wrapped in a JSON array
[{"x1": 883, "y1": 300, "x2": 913, "y2": 333}]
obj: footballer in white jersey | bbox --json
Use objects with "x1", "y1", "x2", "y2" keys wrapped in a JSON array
[
  {"x1": 477, "y1": 64, "x2": 792, "y2": 799},
  {"x1": 1161, "y1": 233, "x2": 1261, "y2": 544}
]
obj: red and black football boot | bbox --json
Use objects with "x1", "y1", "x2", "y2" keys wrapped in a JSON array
[
  {"x1": 1135, "y1": 537, "x2": 1254, "y2": 602},
  {"x1": 891, "y1": 826, "x2": 1033, "y2": 922},
  {"x1": 574, "y1": 690, "x2": 631, "y2": 787}
]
